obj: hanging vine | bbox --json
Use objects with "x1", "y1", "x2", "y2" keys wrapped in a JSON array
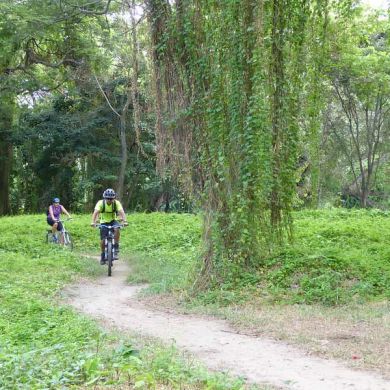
[{"x1": 146, "y1": 0, "x2": 331, "y2": 287}]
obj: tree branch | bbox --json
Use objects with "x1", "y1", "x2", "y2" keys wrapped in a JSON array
[{"x1": 93, "y1": 74, "x2": 121, "y2": 117}]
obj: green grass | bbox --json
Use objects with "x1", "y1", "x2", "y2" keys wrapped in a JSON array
[
  {"x1": 1, "y1": 208, "x2": 389, "y2": 387},
  {"x1": 112, "y1": 209, "x2": 390, "y2": 306},
  {"x1": 264, "y1": 209, "x2": 390, "y2": 305},
  {"x1": 123, "y1": 213, "x2": 202, "y2": 293},
  {"x1": 0, "y1": 215, "x2": 246, "y2": 389}
]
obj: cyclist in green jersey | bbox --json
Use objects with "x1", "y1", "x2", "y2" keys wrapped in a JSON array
[{"x1": 91, "y1": 188, "x2": 128, "y2": 264}]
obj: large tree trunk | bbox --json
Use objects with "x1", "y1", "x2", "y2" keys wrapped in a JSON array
[
  {"x1": 93, "y1": 74, "x2": 129, "y2": 201},
  {"x1": 270, "y1": 0, "x2": 285, "y2": 226},
  {"x1": 0, "y1": 140, "x2": 12, "y2": 215},
  {"x1": 0, "y1": 96, "x2": 14, "y2": 215}
]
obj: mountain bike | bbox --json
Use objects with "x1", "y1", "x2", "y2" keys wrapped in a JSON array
[
  {"x1": 46, "y1": 218, "x2": 73, "y2": 250},
  {"x1": 97, "y1": 223, "x2": 124, "y2": 277}
]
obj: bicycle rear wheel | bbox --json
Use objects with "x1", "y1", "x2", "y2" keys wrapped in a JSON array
[
  {"x1": 107, "y1": 241, "x2": 113, "y2": 277},
  {"x1": 63, "y1": 232, "x2": 73, "y2": 250}
]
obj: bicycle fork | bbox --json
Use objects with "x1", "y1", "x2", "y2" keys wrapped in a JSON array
[{"x1": 104, "y1": 237, "x2": 115, "y2": 260}]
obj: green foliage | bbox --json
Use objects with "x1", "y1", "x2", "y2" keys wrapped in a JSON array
[
  {"x1": 319, "y1": 8, "x2": 390, "y2": 208},
  {"x1": 75, "y1": 212, "x2": 202, "y2": 293},
  {"x1": 148, "y1": 0, "x2": 333, "y2": 281},
  {"x1": 250, "y1": 209, "x2": 390, "y2": 305},
  {"x1": 117, "y1": 210, "x2": 390, "y2": 307},
  {"x1": 2, "y1": 0, "x2": 177, "y2": 216},
  {"x1": 0, "y1": 214, "x2": 246, "y2": 389},
  {"x1": 11, "y1": 80, "x2": 163, "y2": 214}
]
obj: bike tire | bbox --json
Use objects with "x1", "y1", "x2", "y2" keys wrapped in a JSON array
[
  {"x1": 107, "y1": 241, "x2": 113, "y2": 277},
  {"x1": 63, "y1": 232, "x2": 73, "y2": 250},
  {"x1": 46, "y1": 231, "x2": 55, "y2": 244}
]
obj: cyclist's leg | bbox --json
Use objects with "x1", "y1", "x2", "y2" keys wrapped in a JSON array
[
  {"x1": 47, "y1": 217, "x2": 58, "y2": 240},
  {"x1": 100, "y1": 226, "x2": 108, "y2": 264},
  {"x1": 112, "y1": 221, "x2": 121, "y2": 258},
  {"x1": 57, "y1": 222, "x2": 64, "y2": 244}
]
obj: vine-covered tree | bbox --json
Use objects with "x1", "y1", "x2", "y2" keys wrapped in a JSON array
[
  {"x1": 145, "y1": 0, "x2": 332, "y2": 285},
  {"x1": 2, "y1": 0, "x2": 388, "y2": 286}
]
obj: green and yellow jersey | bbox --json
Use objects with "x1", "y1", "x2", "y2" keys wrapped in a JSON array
[{"x1": 94, "y1": 200, "x2": 123, "y2": 223}]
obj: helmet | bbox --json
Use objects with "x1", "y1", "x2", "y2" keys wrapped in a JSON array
[
  {"x1": 53, "y1": 197, "x2": 60, "y2": 203},
  {"x1": 103, "y1": 188, "x2": 116, "y2": 199}
]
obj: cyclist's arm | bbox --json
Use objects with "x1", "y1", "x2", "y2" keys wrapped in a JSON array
[
  {"x1": 118, "y1": 209, "x2": 127, "y2": 224},
  {"x1": 91, "y1": 209, "x2": 100, "y2": 226},
  {"x1": 61, "y1": 205, "x2": 71, "y2": 218}
]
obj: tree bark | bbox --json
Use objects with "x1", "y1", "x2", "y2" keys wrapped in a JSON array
[
  {"x1": 0, "y1": 96, "x2": 14, "y2": 215},
  {"x1": 270, "y1": 0, "x2": 285, "y2": 226},
  {"x1": 117, "y1": 95, "x2": 130, "y2": 200},
  {"x1": 0, "y1": 140, "x2": 12, "y2": 215},
  {"x1": 130, "y1": 0, "x2": 144, "y2": 156}
]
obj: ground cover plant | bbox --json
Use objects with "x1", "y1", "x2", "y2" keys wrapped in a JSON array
[
  {"x1": 265, "y1": 209, "x2": 390, "y2": 305},
  {"x1": 1, "y1": 210, "x2": 389, "y2": 386},
  {"x1": 115, "y1": 209, "x2": 390, "y2": 375},
  {"x1": 0, "y1": 215, "x2": 247, "y2": 389},
  {"x1": 111, "y1": 209, "x2": 390, "y2": 306},
  {"x1": 72, "y1": 212, "x2": 202, "y2": 294}
]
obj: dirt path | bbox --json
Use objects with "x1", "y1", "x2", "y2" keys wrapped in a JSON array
[{"x1": 65, "y1": 260, "x2": 390, "y2": 390}]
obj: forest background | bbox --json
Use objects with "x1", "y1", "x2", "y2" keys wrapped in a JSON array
[
  {"x1": 0, "y1": 0, "x2": 389, "y2": 276},
  {"x1": 1, "y1": 1, "x2": 390, "y2": 387}
]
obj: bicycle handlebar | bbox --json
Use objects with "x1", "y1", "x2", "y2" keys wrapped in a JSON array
[
  {"x1": 95, "y1": 223, "x2": 127, "y2": 229},
  {"x1": 57, "y1": 218, "x2": 72, "y2": 222}
]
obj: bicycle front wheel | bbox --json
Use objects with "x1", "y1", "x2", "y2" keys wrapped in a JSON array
[
  {"x1": 63, "y1": 232, "x2": 73, "y2": 250},
  {"x1": 107, "y1": 241, "x2": 113, "y2": 277}
]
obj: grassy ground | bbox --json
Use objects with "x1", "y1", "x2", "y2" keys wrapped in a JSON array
[
  {"x1": 1, "y1": 209, "x2": 389, "y2": 386},
  {"x1": 0, "y1": 214, "x2": 251, "y2": 389},
  {"x1": 116, "y1": 209, "x2": 390, "y2": 376},
  {"x1": 120, "y1": 209, "x2": 390, "y2": 306}
]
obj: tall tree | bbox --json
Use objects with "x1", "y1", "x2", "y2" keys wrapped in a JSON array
[
  {"x1": 0, "y1": 0, "x2": 114, "y2": 214},
  {"x1": 326, "y1": 9, "x2": 390, "y2": 207},
  {"x1": 146, "y1": 0, "x2": 331, "y2": 285}
]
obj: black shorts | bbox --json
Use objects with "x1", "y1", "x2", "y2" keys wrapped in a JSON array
[
  {"x1": 99, "y1": 220, "x2": 121, "y2": 240},
  {"x1": 47, "y1": 217, "x2": 63, "y2": 231}
]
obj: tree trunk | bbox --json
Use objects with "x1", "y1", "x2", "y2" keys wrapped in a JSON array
[
  {"x1": 270, "y1": 0, "x2": 285, "y2": 226},
  {"x1": 0, "y1": 140, "x2": 12, "y2": 215},
  {"x1": 130, "y1": 0, "x2": 144, "y2": 156},
  {"x1": 117, "y1": 109, "x2": 129, "y2": 200},
  {"x1": 0, "y1": 96, "x2": 14, "y2": 215}
]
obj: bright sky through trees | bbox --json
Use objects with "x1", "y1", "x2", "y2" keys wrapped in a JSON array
[{"x1": 363, "y1": 0, "x2": 388, "y2": 9}]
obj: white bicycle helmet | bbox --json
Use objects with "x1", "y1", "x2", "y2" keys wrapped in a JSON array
[{"x1": 103, "y1": 188, "x2": 116, "y2": 199}]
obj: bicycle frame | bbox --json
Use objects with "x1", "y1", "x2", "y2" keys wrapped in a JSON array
[
  {"x1": 46, "y1": 218, "x2": 73, "y2": 250},
  {"x1": 97, "y1": 224, "x2": 123, "y2": 276}
]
